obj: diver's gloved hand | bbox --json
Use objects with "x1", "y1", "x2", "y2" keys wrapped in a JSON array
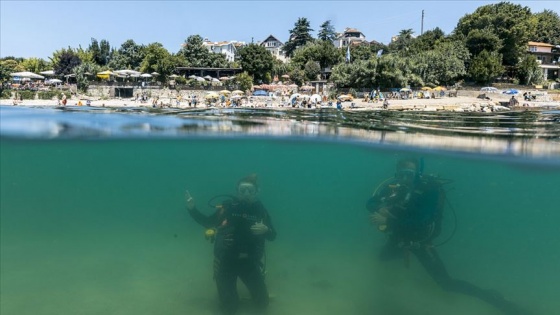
[
  {"x1": 185, "y1": 190, "x2": 195, "y2": 211},
  {"x1": 250, "y1": 220, "x2": 269, "y2": 235}
]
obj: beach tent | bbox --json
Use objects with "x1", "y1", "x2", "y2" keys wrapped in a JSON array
[{"x1": 10, "y1": 71, "x2": 45, "y2": 79}]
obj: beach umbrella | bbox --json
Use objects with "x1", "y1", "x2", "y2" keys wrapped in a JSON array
[
  {"x1": 188, "y1": 75, "x2": 197, "y2": 79},
  {"x1": 195, "y1": 77, "x2": 205, "y2": 82},
  {"x1": 97, "y1": 70, "x2": 113, "y2": 79},
  {"x1": 219, "y1": 76, "x2": 230, "y2": 81},
  {"x1": 421, "y1": 87, "x2": 432, "y2": 91},
  {"x1": 232, "y1": 90, "x2": 244, "y2": 95},
  {"x1": 151, "y1": 72, "x2": 160, "y2": 76},
  {"x1": 212, "y1": 78, "x2": 220, "y2": 82},
  {"x1": 253, "y1": 90, "x2": 268, "y2": 96},
  {"x1": 503, "y1": 89, "x2": 519, "y2": 95},
  {"x1": 40, "y1": 70, "x2": 55, "y2": 76},
  {"x1": 399, "y1": 88, "x2": 411, "y2": 92},
  {"x1": 10, "y1": 71, "x2": 45, "y2": 79},
  {"x1": 140, "y1": 73, "x2": 152, "y2": 78},
  {"x1": 204, "y1": 75, "x2": 213, "y2": 80},
  {"x1": 219, "y1": 90, "x2": 232, "y2": 95},
  {"x1": 169, "y1": 74, "x2": 179, "y2": 78},
  {"x1": 310, "y1": 94, "x2": 321, "y2": 102},
  {"x1": 205, "y1": 92, "x2": 219, "y2": 99},
  {"x1": 300, "y1": 85, "x2": 313, "y2": 91},
  {"x1": 46, "y1": 78, "x2": 62, "y2": 85},
  {"x1": 290, "y1": 93, "x2": 301, "y2": 101},
  {"x1": 433, "y1": 86, "x2": 446, "y2": 91},
  {"x1": 281, "y1": 74, "x2": 290, "y2": 79}
]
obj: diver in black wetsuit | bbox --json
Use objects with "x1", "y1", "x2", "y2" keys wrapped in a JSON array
[
  {"x1": 366, "y1": 158, "x2": 529, "y2": 315},
  {"x1": 186, "y1": 174, "x2": 276, "y2": 315}
]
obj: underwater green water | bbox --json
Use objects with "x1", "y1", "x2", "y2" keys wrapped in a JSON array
[{"x1": 1, "y1": 138, "x2": 559, "y2": 315}]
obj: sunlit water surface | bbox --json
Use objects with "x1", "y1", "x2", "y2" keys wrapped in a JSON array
[{"x1": 1, "y1": 106, "x2": 559, "y2": 315}]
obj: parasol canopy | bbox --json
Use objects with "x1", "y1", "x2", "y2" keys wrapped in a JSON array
[{"x1": 10, "y1": 71, "x2": 44, "y2": 79}]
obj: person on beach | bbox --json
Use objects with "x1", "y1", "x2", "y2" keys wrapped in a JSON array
[
  {"x1": 186, "y1": 174, "x2": 276, "y2": 315},
  {"x1": 366, "y1": 158, "x2": 529, "y2": 315},
  {"x1": 61, "y1": 93, "x2": 67, "y2": 106}
]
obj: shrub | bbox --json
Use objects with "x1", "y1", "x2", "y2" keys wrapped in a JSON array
[
  {"x1": 38, "y1": 90, "x2": 63, "y2": 100},
  {"x1": 1, "y1": 89, "x2": 12, "y2": 99},
  {"x1": 16, "y1": 90, "x2": 36, "y2": 100}
]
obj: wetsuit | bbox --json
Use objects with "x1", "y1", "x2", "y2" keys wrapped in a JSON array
[
  {"x1": 189, "y1": 198, "x2": 276, "y2": 315},
  {"x1": 367, "y1": 176, "x2": 528, "y2": 315}
]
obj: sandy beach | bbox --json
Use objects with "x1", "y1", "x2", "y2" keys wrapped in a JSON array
[{"x1": 2, "y1": 93, "x2": 559, "y2": 112}]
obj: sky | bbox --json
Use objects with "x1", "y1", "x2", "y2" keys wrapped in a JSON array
[{"x1": 1, "y1": 0, "x2": 558, "y2": 60}]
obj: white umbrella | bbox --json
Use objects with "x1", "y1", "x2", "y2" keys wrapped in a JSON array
[
  {"x1": 40, "y1": 70, "x2": 55, "y2": 76},
  {"x1": 204, "y1": 75, "x2": 213, "y2": 80},
  {"x1": 140, "y1": 73, "x2": 152, "y2": 78},
  {"x1": 115, "y1": 69, "x2": 141, "y2": 76},
  {"x1": 46, "y1": 78, "x2": 62, "y2": 85},
  {"x1": 290, "y1": 93, "x2": 301, "y2": 101},
  {"x1": 188, "y1": 75, "x2": 197, "y2": 79},
  {"x1": 195, "y1": 77, "x2": 205, "y2": 82},
  {"x1": 310, "y1": 94, "x2": 321, "y2": 102},
  {"x1": 169, "y1": 74, "x2": 179, "y2": 78},
  {"x1": 211, "y1": 78, "x2": 220, "y2": 82},
  {"x1": 10, "y1": 71, "x2": 44, "y2": 79},
  {"x1": 151, "y1": 72, "x2": 160, "y2": 76}
]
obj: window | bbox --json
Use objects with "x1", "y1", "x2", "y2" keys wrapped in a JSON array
[{"x1": 529, "y1": 46, "x2": 537, "y2": 52}]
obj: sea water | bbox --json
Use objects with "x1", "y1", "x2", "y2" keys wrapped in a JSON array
[{"x1": 1, "y1": 106, "x2": 559, "y2": 315}]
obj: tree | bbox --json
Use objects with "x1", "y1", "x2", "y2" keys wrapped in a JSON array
[
  {"x1": 465, "y1": 28, "x2": 502, "y2": 57},
  {"x1": 468, "y1": 50, "x2": 504, "y2": 84},
  {"x1": 388, "y1": 29, "x2": 415, "y2": 54},
  {"x1": 0, "y1": 59, "x2": 25, "y2": 83},
  {"x1": 233, "y1": 71, "x2": 253, "y2": 91},
  {"x1": 73, "y1": 62, "x2": 100, "y2": 92},
  {"x1": 20, "y1": 58, "x2": 50, "y2": 73},
  {"x1": 289, "y1": 68, "x2": 305, "y2": 86},
  {"x1": 304, "y1": 61, "x2": 321, "y2": 81},
  {"x1": 283, "y1": 17, "x2": 314, "y2": 58},
  {"x1": 236, "y1": 43, "x2": 274, "y2": 83},
  {"x1": 318, "y1": 20, "x2": 336, "y2": 42},
  {"x1": 533, "y1": 10, "x2": 560, "y2": 44},
  {"x1": 140, "y1": 43, "x2": 176, "y2": 82},
  {"x1": 331, "y1": 59, "x2": 379, "y2": 88},
  {"x1": 413, "y1": 40, "x2": 469, "y2": 86},
  {"x1": 107, "y1": 39, "x2": 146, "y2": 70},
  {"x1": 455, "y1": 2, "x2": 536, "y2": 66},
  {"x1": 290, "y1": 40, "x2": 343, "y2": 73},
  {"x1": 177, "y1": 35, "x2": 230, "y2": 68},
  {"x1": 517, "y1": 54, "x2": 543, "y2": 85},
  {"x1": 52, "y1": 48, "x2": 82, "y2": 76},
  {"x1": 410, "y1": 27, "x2": 446, "y2": 54},
  {"x1": 88, "y1": 38, "x2": 112, "y2": 66}
]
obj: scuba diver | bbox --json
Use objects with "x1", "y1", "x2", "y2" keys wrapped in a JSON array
[
  {"x1": 186, "y1": 174, "x2": 276, "y2": 315},
  {"x1": 366, "y1": 158, "x2": 529, "y2": 315}
]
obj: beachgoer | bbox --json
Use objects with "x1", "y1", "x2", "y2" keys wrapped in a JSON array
[
  {"x1": 186, "y1": 174, "x2": 276, "y2": 315},
  {"x1": 61, "y1": 93, "x2": 67, "y2": 106},
  {"x1": 366, "y1": 158, "x2": 529, "y2": 315},
  {"x1": 383, "y1": 99, "x2": 389, "y2": 109},
  {"x1": 509, "y1": 96, "x2": 519, "y2": 107}
]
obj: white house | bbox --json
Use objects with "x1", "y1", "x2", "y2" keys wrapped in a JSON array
[
  {"x1": 259, "y1": 35, "x2": 288, "y2": 62},
  {"x1": 527, "y1": 41, "x2": 560, "y2": 81},
  {"x1": 202, "y1": 39, "x2": 246, "y2": 62},
  {"x1": 333, "y1": 28, "x2": 367, "y2": 48}
]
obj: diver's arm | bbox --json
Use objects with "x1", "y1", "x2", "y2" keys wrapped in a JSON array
[
  {"x1": 187, "y1": 206, "x2": 220, "y2": 229},
  {"x1": 185, "y1": 191, "x2": 220, "y2": 228}
]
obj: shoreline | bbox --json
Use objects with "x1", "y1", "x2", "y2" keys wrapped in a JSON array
[{"x1": 2, "y1": 95, "x2": 559, "y2": 112}]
